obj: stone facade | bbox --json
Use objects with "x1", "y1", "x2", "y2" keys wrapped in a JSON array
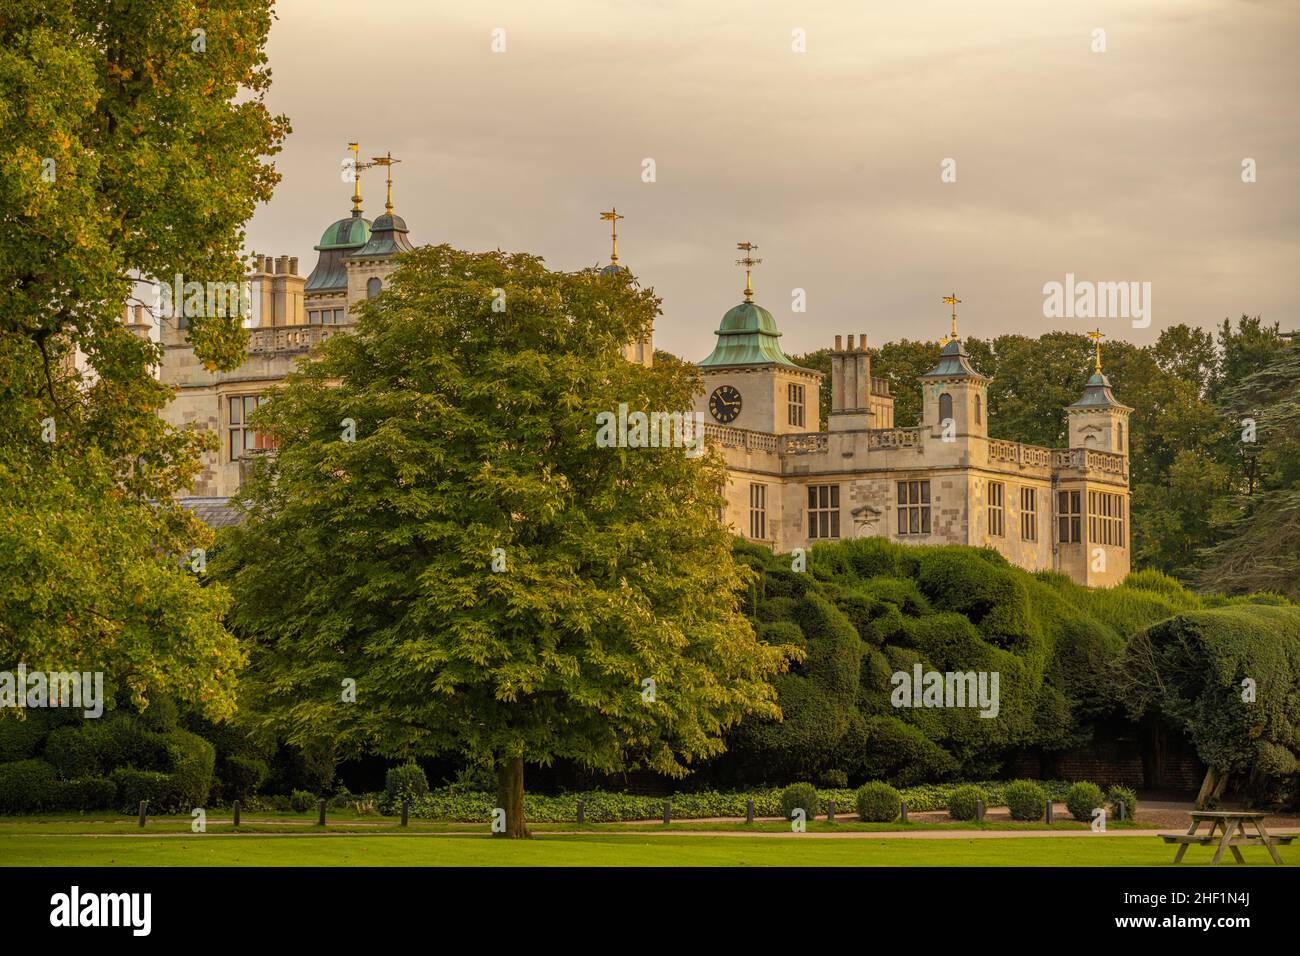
[{"x1": 696, "y1": 315, "x2": 1132, "y2": 588}]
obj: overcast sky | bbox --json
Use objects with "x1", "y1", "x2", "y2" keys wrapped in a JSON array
[{"x1": 245, "y1": 0, "x2": 1299, "y2": 360}]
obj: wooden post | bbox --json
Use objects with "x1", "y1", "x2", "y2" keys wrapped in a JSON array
[
  {"x1": 827, "y1": 800, "x2": 835, "y2": 823},
  {"x1": 401, "y1": 799, "x2": 409, "y2": 827},
  {"x1": 746, "y1": 798, "x2": 754, "y2": 824},
  {"x1": 232, "y1": 800, "x2": 240, "y2": 827},
  {"x1": 1115, "y1": 799, "x2": 1125, "y2": 822},
  {"x1": 900, "y1": 800, "x2": 908, "y2": 823},
  {"x1": 1045, "y1": 799, "x2": 1053, "y2": 823},
  {"x1": 663, "y1": 799, "x2": 671, "y2": 826},
  {"x1": 318, "y1": 799, "x2": 326, "y2": 826},
  {"x1": 138, "y1": 801, "x2": 147, "y2": 828},
  {"x1": 576, "y1": 799, "x2": 585, "y2": 825},
  {"x1": 975, "y1": 799, "x2": 985, "y2": 822}
]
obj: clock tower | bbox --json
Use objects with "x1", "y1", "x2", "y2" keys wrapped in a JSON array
[{"x1": 695, "y1": 243, "x2": 821, "y2": 435}]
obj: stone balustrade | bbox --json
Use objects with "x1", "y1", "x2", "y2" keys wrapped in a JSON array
[{"x1": 247, "y1": 323, "x2": 347, "y2": 355}]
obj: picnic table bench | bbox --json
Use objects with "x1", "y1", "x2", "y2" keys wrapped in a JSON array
[{"x1": 1161, "y1": 811, "x2": 1293, "y2": 865}]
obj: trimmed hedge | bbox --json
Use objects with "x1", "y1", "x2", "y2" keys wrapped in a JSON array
[
  {"x1": 395, "y1": 781, "x2": 1075, "y2": 823},
  {"x1": 221, "y1": 755, "x2": 269, "y2": 801},
  {"x1": 780, "y1": 782, "x2": 820, "y2": 820},
  {"x1": 855, "y1": 781, "x2": 901, "y2": 822},
  {"x1": 382, "y1": 762, "x2": 430, "y2": 809},
  {"x1": 1066, "y1": 781, "x2": 1105, "y2": 822},
  {"x1": 947, "y1": 785, "x2": 988, "y2": 821},
  {"x1": 163, "y1": 729, "x2": 215, "y2": 808},
  {"x1": 54, "y1": 777, "x2": 116, "y2": 812},
  {"x1": 112, "y1": 769, "x2": 178, "y2": 814},
  {"x1": 1005, "y1": 780, "x2": 1047, "y2": 821},
  {"x1": 0, "y1": 759, "x2": 58, "y2": 813}
]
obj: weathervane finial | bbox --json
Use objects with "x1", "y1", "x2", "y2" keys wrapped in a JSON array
[
  {"x1": 370, "y1": 150, "x2": 402, "y2": 215},
  {"x1": 942, "y1": 293, "x2": 961, "y2": 344},
  {"x1": 1087, "y1": 328, "x2": 1106, "y2": 374},
  {"x1": 736, "y1": 242, "x2": 762, "y2": 303},
  {"x1": 600, "y1": 207, "x2": 625, "y2": 264}
]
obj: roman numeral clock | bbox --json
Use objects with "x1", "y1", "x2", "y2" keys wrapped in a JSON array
[{"x1": 709, "y1": 385, "x2": 742, "y2": 424}]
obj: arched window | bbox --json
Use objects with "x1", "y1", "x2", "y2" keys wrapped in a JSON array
[
  {"x1": 366, "y1": 277, "x2": 382, "y2": 298},
  {"x1": 1116, "y1": 421, "x2": 1124, "y2": 451},
  {"x1": 938, "y1": 392, "x2": 953, "y2": 426},
  {"x1": 975, "y1": 393, "x2": 982, "y2": 425}
]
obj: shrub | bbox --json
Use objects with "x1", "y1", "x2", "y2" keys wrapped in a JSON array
[
  {"x1": 112, "y1": 769, "x2": 178, "y2": 814},
  {"x1": 947, "y1": 784, "x2": 987, "y2": 821},
  {"x1": 1005, "y1": 780, "x2": 1047, "y2": 821},
  {"x1": 0, "y1": 759, "x2": 59, "y2": 813},
  {"x1": 44, "y1": 725, "x2": 100, "y2": 779},
  {"x1": 93, "y1": 716, "x2": 168, "y2": 771},
  {"x1": 163, "y1": 729, "x2": 215, "y2": 808},
  {"x1": 780, "y1": 782, "x2": 820, "y2": 820},
  {"x1": 818, "y1": 768, "x2": 849, "y2": 789},
  {"x1": 855, "y1": 781, "x2": 901, "y2": 822},
  {"x1": 0, "y1": 714, "x2": 49, "y2": 763},
  {"x1": 54, "y1": 777, "x2": 116, "y2": 811},
  {"x1": 383, "y1": 763, "x2": 431, "y2": 807},
  {"x1": 1066, "y1": 781, "x2": 1105, "y2": 822},
  {"x1": 221, "y1": 755, "x2": 269, "y2": 802},
  {"x1": 1108, "y1": 785, "x2": 1138, "y2": 821},
  {"x1": 289, "y1": 789, "x2": 317, "y2": 812}
]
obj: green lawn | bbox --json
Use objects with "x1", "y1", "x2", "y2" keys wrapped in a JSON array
[{"x1": 2, "y1": 831, "x2": 1292, "y2": 866}]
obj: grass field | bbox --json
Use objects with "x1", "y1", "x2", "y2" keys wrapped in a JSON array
[{"x1": 1, "y1": 829, "x2": 1294, "y2": 867}]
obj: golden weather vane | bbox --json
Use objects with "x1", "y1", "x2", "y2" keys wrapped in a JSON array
[
  {"x1": 370, "y1": 150, "x2": 402, "y2": 215},
  {"x1": 600, "y1": 207, "x2": 625, "y2": 264},
  {"x1": 1087, "y1": 328, "x2": 1106, "y2": 373},
  {"x1": 941, "y1": 293, "x2": 961, "y2": 345},
  {"x1": 346, "y1": 143, "x2": 382, "y2": 211},
  {"x1": 736, "y1": 242, "x2": 762, "y2": 303}
]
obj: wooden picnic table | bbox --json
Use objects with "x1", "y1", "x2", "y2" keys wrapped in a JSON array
[{"x1": 1161, "y1": 811, "x2": 1294, "y2": 865}]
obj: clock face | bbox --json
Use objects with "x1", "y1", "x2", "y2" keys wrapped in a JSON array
[{"x1": 709, "y1": 385, "x2": 742, "y2": 424}]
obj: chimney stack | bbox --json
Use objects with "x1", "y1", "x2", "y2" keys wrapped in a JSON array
[
  {"x1": 266, "y1": 252, "x2": 305, "y2": 326},
  {"x1": 828, "y1": 333, "x2": 872, "y2": 432}
]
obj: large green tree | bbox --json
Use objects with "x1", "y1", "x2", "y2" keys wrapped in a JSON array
[
  {"x1": 214, "y1": 246, "x2": 792, "y2": 837},
  {"x1": 0, "y1": 1, "x2": 287, "y2": 716}
]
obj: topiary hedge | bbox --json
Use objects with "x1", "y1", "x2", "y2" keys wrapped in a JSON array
[
  {"x1": 111, "y1": 769, "x2": 178, "y2": 814},
  {"x1": 1004, "y1": 780, "x2": 1047, "y2": 821},
  {"x1": 382, "y1": 762, "x2": 431, "y2": 809},
  {"x1": 947, "y1": 784, "x2": 987, "y2": 821},
  {"x1": 163, "y1": 729, "x2": 215, "y2": 808},
  {"x1": 780, "y1": 782, "x2": 820, "y2": 820},
  {"x1": 1065, "y1": 781, "x2": 1105, "y2": 822},
  {"x1": 0, "y1": 759, "x2": 58, "y2": 813},
  {"x1": 855, "y1": 781, "x2": 901, "y2": 822}
]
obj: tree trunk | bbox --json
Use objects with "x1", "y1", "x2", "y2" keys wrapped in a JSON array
[
  {"x1": 1194, "y1": 766, "x2": 1220, "y2": 810},
  {"x1": 495, "y1": 755, "x2": 530, "y2": 839}
]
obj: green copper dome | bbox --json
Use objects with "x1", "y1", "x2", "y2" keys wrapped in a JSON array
[
  {"x1": 920, "y1": 338, "x2": 988, "y2": 380},
  {"x1": 698, "y1": 301, "x2": 798, "y2": 368},
  {"x1": 315, "y1": 213, "x2": 372, "y2": 251},
  {"x1": 1068, "y1": 371, "x2": 1132, "y2": 410}
]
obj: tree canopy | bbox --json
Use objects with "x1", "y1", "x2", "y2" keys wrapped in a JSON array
[
  {"x1": 213, "y1": 246, "x2": 793, "y2": 836},
  {"x1": 0, "y1": 1, "x2": 286, "y2": 715}
]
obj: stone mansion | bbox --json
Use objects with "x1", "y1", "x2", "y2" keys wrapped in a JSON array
[
  {"x1": 133, "y1": 162, "x2": 1132, "y2": 587},
  {"x1": 694, "y1": 284, "x2": 1132, "y2": 587}
]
